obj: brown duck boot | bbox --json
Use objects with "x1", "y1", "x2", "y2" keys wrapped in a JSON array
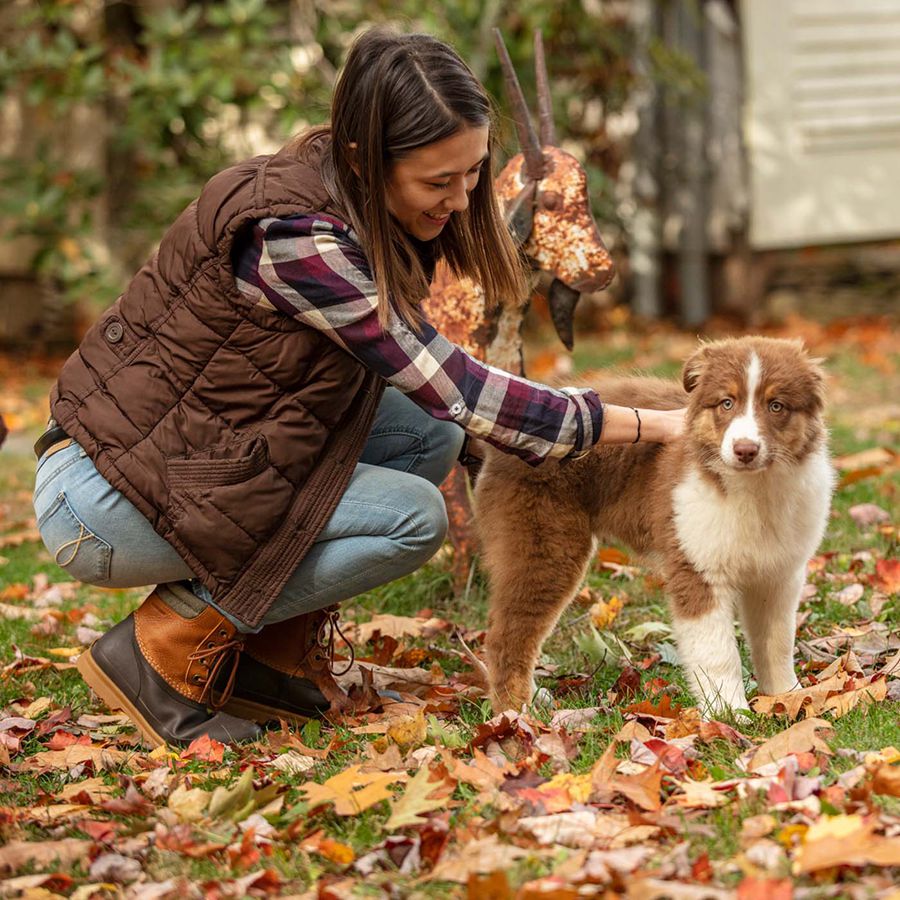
[
  {"x1": 76, "y1": 585, "x2": 262, "y2": 748},
  {"x1": 218, "y1": 606, "x2": 354, "y2": 724}
]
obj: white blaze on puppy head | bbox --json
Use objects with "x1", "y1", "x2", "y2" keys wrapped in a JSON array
[{"x1": 722, "y1": 352, "x2": 765, "y2": 469}]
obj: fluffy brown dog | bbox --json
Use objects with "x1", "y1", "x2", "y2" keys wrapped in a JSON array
[{"x1": 474, "y1": 336, "x2": 834, "y2": 715}]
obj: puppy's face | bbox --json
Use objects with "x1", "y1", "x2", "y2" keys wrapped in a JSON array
[{"x1": 682, "y1": 338, "x2": 826, "y2": 474}]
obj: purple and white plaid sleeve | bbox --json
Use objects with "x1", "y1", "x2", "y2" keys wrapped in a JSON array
[{"x1": 233, "y1": 214, "x2": 604, "y2": 465}]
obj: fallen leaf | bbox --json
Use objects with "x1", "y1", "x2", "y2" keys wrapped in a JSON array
[
  {"x1": 873, "y1": 558, "x2": 900, "y2": 595},
  {"x1": 589, "y1": 595, "x2": 623, "y2": 629},
  {"x1": 385, "y1": 765, "x2": 448, "y2": 830},
  {"x1": 21, "y1": 744, "x2": 129, "y2": 772},
  {"x1": 299, "y1": 764, "x2": 406, "y2": 816},
  {"x1": 871, "y1": 762, "x2": 900, "y2": 797},
  {"x1": 89, "y1": 852, "x2": 142, "y2": 883},
  {"x1": 270, "y1": 750, "x2": 317, "y2": 777},
  {"x1": 749, "y1": 718, "x2": 834, "y2": 772},
  {"x1": 0, "y1": 838, "x2": 92, "y2": 874},
  {"x1": 385, "y1": 709, "x2": 428, "y2": 750},
  {"x1": 832, "y1": 583, "x2": 865, "y2": 606},
  {"x1": 737, "y1": 877, "x2": 793, "y2": 900},
  {"x1": 848, "y1": 503, "x2": 890, "y2": 527},
  {"x1": 425, "y1": 836, "x2": 536, "y2": 883},
  {"x1": 752, "y1": 674, "x2": 849, "y2": 720},
  {"x1": 795, "y1": 814, "x2": 900, "y2": 872},
  {"x1": 822, "y1": 677, "x2": 887, "y2": 718},
  {"x1": 352, "y1": 614, "x2": 450, "y2": 644},
  {"x1": 180, "y1": 734, "x2": 225, "y2": 763}
]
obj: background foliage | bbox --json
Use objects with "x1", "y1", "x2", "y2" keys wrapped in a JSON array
[{"x1": 0, "y1": 0, "x2": 694, "y2": 311}]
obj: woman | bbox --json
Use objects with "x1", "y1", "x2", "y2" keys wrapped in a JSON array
[{"x1": 32, "y1": 27, "x2": 684, "y2": 747}]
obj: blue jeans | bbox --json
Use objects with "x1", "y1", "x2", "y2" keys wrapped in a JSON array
[{"x1": 32, "y1": 388, "x2": 464, "y2": 630}]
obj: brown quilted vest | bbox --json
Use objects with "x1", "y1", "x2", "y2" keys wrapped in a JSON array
[{"x1": 50, "y1": 146, "x2": 384, "y2": 628}]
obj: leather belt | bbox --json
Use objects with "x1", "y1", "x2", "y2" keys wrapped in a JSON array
[{"x1": 34, "y1": 421, "x2": 71, "y2": 460}]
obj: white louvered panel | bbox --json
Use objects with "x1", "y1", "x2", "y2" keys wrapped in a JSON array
[{"x1": 743, "y1": 0, "x2": 900, "y2": 247}]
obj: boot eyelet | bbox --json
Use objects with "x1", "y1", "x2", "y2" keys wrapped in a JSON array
[
  {"x1": 192, "y1": 674, "x2": 204, "y2": 683},
  {"x1": 218, "y1": 629, "x2": 228, "y2": 638},
  {"x1": 207, "y1": 641, "x2": 215, "y2": 648}
]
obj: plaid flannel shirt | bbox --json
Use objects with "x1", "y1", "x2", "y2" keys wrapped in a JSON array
[{"x1": 232, "y1": 214, "x2": 604, "y2": 465}]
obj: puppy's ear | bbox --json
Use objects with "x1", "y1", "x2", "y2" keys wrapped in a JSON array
[
  {"x1": 805, "y1": 356, "x2": 828, "y2": 413},
  {"x1": 682, "y1": 345, "x2": 710, "y2": 393}
]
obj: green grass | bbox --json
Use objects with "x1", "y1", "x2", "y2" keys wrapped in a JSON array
[{"x1": 1, "y1": 334, "x2": 898, "y2": 895}]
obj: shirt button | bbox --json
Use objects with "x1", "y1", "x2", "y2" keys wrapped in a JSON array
[
  {"x1": 449, "y1": 401, "x2": 464, "y2": 416},
  {"x1": 105, "y1": 320, "x2": 124, "y2": 344}
]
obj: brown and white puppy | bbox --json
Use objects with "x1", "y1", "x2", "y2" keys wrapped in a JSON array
[{"x1": 474, "y1": 336, "x2": 834, "y2": 715}]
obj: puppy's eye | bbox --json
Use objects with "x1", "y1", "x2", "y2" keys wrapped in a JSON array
[
  {"x1": 769, "y1": 400, "x2": 784, "y2": 413},
  {"x1": 720, "y1": 398, "x2": 734, "y2": 411}
]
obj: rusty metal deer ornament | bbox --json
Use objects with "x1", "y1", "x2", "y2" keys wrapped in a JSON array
[{"x1": 420, "y1": 30, "x2": 615, "y2": 584}]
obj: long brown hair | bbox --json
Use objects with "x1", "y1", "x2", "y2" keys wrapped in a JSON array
[{"x1": 291, "y1": 27, "x2": 528, "y2": 329}]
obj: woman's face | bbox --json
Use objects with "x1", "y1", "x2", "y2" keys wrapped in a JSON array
[{"x1": 385, "y1": 124, "x2": 490, "y2": 241}]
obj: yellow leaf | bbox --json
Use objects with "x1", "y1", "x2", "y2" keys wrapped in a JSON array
[
  {"x1": 386, "y1": 709, "x2": 428, "y2": 750},
  {"x1": 539, "y1": 772, "x2": 593, "y2": 805},
  {"x1": 795, "y1": 814, "x2": 900, "y2": 872},
  {"x1": 21, "y1": 697, "x2": 53, "y2": 719},
  {"x1": 385, "y1": 765, "x2": 447, "y2": 830},
  {"x1": 299, "y1": 764, "x2": 406, "y2": 816},
  {"x1": 167, "y1": 784, "x2": 211, "y2": 822},
  {"x1": 47, "y1": 647, "x2": 82, "y2": 658},
  {"x1": 589, "y1": 595, "x2": 623, "y2": 629}
]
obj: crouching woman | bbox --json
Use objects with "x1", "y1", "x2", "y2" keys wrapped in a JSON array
[{"x1": 32, "y1": 27, "x2": 684, "y2": 747}]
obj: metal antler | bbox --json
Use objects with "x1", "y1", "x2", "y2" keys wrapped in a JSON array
[
  {"x1": 534, "y1": 31, "x2": 556, "y2": 146},
  {"x1": 492, "y1": 28, "x2": 545, "y2": 180}
]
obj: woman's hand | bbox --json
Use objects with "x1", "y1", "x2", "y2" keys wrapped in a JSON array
[{"x1": 599, "y1": 404, "x2": 687, "y2": 444}]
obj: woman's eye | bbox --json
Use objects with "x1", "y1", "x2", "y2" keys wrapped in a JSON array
[
  {"x1": 769, "y1": 400, "x2": 784, "y2": 413},
  {"x1": 429, "y1": 182, "x2": 450, "y2": 190},
  {"x1": 721, "y1": 398, "x2": 734, "y2": 410}
]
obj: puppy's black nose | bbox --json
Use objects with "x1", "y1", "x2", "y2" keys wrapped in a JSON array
[{"x1": 733, "y1": 440, "x2": 759, "y2": 464}]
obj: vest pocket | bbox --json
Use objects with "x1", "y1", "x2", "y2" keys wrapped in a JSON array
[
  {"x1": 37, "y1": 491, "x2": 112, "y2": 584},
  {"x1": 165, "y1": 435, "x2": 292, "y2": 585},
  {"x1": 167, "y1": 435, "x2": 269, "y2": 489}
]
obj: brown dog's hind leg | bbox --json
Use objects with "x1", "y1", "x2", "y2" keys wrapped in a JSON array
[{"x1": 478, "y1": 479, "x2": 594, "y2": 713}]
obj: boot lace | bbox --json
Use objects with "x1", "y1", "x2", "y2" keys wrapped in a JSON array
[
  {"x1": 312, "y1": 607, "x2": 355, "y2": 677},
  {"x1": 186, "y1": 635, "x2": 244, "y2": 709}
]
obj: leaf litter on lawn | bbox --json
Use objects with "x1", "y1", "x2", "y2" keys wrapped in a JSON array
[{"x1": 0, "y1": 545, "x2": 898, "y2": 894}]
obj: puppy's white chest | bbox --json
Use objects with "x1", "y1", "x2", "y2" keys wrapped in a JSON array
[{"x1": 671, "y1": 453, "x2": 832, "y2": 581}]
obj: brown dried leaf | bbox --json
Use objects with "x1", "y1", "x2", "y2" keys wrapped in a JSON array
[
  {"x1": 748, "y1": 718, "x2": 833, "y2": 772},
  {"x1": 0, "y1": 838, "x2": 92, "y2": 874},
  {"x1": 351, "y1": 614, "x2": 451, "y2": 644},
  {"x1": 751, "y1": 673, "x2": 849, "y2": 719},
  {"x1": 822, "y1": 676, "x2": 887, "y2": 718}
]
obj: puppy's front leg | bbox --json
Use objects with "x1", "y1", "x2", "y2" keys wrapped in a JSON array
[
  {"x1": 671, "y1": 582, "x2": 748, "y2": 715},
  {"x1": 739, "y1": 570, "x2": 804, "y2": 696}
]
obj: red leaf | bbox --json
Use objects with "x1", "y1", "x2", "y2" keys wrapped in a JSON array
[
  {"x1": 35, "y1": 707, "x2": 73, "y2": 736},
  {"x1": 101, "y1": 779, "x2": 154, "y2": 816},
  {"x1": 873, "y1": 558, "x2": 900, "y2": 595},
  {"x1": 691, "y1": 852, "x2": 714, "y2": 883},
  {"x1": 78, "y1": 819, "x2": 120, "y2": 842},
  {"x1": 180, "y1": 734, "x2": 225, "y2": 763},
  {"x1": 612, "y1": 665, "x2": 641, "y2": 701},
  {"x1": 45, "y1": 731, "x2": 91, "y2": 751}
]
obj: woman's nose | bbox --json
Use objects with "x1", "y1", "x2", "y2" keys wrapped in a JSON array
[{"x1": 446, "y1": 180, "x2": 470, "y2": 213}]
